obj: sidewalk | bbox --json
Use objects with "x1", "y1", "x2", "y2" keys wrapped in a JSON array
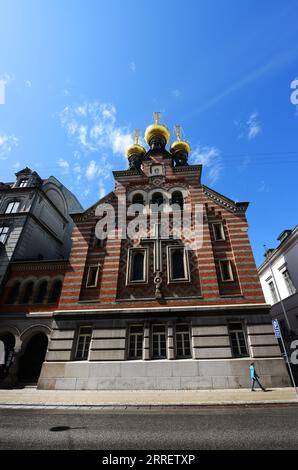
[{"x1": 0, "y1": 387, "x2": 297, "y2": 408}]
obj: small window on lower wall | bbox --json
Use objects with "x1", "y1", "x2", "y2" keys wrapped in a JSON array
[
  {"x1": 152, "y1": 324, "x2": 167, "y2": 359},
  {"x1": 128, "y1": 325, "x2": 143, "y2": 359},
  {"x1": 175, "y1": 324, "x2": 192, "y2": 358},
  {"x1": 86, "y1": 266, "x2": 99, "y2": 287},
  {"x1": 228, "y1": 323, "x2": 248, "y2": 358},
  {"x1": 212, "y1": 223, "x2": 225, "y2": 241},
  {"x1": 219, "y1": 260, "x2": 234, "y2": 281},
  {"x1": 167, "y1": 246, "x2": 190, "y2": 283},
  {"x1": 75, "y1": 326, "x2": 92, "y2": 360}
]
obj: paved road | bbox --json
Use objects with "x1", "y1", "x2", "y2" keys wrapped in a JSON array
[{"x1": 0, "y1": 406, "x2": 298, "y2": 450}]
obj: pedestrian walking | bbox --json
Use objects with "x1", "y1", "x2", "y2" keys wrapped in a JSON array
[{"x1": 250, "y1": 362, "x2": 266, "y2": 391}]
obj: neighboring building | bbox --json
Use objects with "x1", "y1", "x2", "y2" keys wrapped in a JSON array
[
  {"x1": 33, "y1": 115, "x2": 288, "y2": 390},
  {"x1": 0, "y1": 168, "x2": 83, "y2": 384},
  {"x1": 258, "y1": 225, "x2": 298, "y2": 337}
]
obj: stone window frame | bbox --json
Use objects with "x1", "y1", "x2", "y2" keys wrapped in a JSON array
[
  {"x1": 126, "y1": 247, "x2": 148, "y2": 285},
  {"x1": 212, "y1": 222, "x2": 225, "y2": 241},
  {"x1": 18, "y1": 178, "x2": 29, "y2": 188},
  {"x1": 0, "y1": 225, "x2": 10, "y2": 244},
  {"x1": 279, "y1": 264, "x2": 296, "y2": 296},
  {"x1": 175, "y1": 323, "x2": 192, "y2": 359},
  {"x1": 228, "y1": 321, "x2": 249, "y2": 358},
  {"x1": 127, "y1": 324, "x2": 144, "y2": 360},
  {"x1": 5, "y1": 200, "x2": 21, "y2": 214},
  {"x1": 219, "y1": 259, "x2": 234, "y2": 282},
  {"x1": 151, "y1": 323, "x2": 167, "y2": 360},
  {"x1": 86, "y1": 265, "x2": 100, "y2": 288},
  {"x1": 266, "y1": 276, "x2": 278, "y2": 303},
  {"x1": 74, "y1": 325, "x2": 93, "y2": 361},
  {"x1": 167, "y1": 245, "x2": 190, "y2": 284}
]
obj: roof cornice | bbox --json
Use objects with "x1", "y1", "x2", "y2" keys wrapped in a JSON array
[{"x1": 203, "y1": 185, "x2": 249, "y2": 213}]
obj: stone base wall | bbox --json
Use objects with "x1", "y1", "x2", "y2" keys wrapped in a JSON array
[{"x1": 38, "y1": 357, "x2": 290, "y2": 390}]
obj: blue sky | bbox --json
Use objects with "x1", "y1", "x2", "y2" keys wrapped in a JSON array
[{"x1": 0, "y1": 0, "x2": 298, "y2": 266}]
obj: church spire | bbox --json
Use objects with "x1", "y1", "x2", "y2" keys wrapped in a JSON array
[
  {"x1": 144, "y1": 112, "x2": 171, "y2": 150},
  {"x1": 170, "y1": 124, "x2": 190, "y2": 166}
]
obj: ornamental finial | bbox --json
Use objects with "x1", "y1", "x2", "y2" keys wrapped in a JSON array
[{"x1": 154, "y1": 112, "x2": 161, "y2": 125}]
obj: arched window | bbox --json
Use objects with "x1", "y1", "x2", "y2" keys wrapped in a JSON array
[
  {"x1": 34, "y1": 281, "x2": 48, "y2": 304},
  {"x1": 6, "y1": 281, "x2": 21, "y2": 304},
  {"x1": 132, "y1": 252, "x2": 145, "y2": 281},
  {"x1": 172, "y1": 250, "x2": 185, "y2": 279},
  {"x1": 48, "y1": 280, "x2": 62, "y2": 303},
  {"x1": 132, "y1": 193, "x2": 144, "y2": 205},
  {"x1": 171, "y1": 191, "x2": 184, "y2": 210},
  {"x1": 20, "y1": 282, "x2": 34, "y2": 304},
  {"x1": 151, "y1": 192, "x2": 164, "y2": 207}
]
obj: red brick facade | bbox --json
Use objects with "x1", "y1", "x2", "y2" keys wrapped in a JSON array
[{"x1": 57, "y1": 157, "x2": 265, "y2": 311}]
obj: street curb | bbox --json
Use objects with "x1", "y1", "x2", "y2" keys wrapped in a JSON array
[{"x1": 0, "y1": 400, "x2": 297, "y2": 409}]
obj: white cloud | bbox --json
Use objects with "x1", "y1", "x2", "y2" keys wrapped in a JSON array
[
  {"x1": 73, "y1": 163, "x2": 82, "y2": 173},
  {"x1": 25, "y1": 80, "x2": 32, "y2": 88},
  {"x1": 0, "y1": 73, "x2": 14, "y2": 85},
  {"x1": 57, "y1": 158, "x2": 70, "y2": 174},
  {"x1": 85, "y1": 160, "x2": 99, "y2": 180},
  {"x1": 0, "y1": 133, "x2": 19, "y2": 160},
  {"x1": 235, "y1": 112, "x2": 262, "y2": 140},
  {"x1": 257, "y1": 180, "x2": 269, "y2": 193},
  {"x1": 130, "y1": 61, "x2": 136, "y2": 73},
  {"x1": 171, "y1": 89, "x2": 181, "y2": 97},
  {"x1": 191, "y1": 145, "x2": 223, "y2": 183},
  {"x1": 12, "y1": 161, "x2": 21, "y2": 170},
  {"x1": 59, "y1": 101, "x2": 132, "y2": 158},
  {"x1": 99, "y1": 182, "x2": 106, "y2": 199},
  {"x1": 111, "y1": 128, "x2": 133, "y2": 155},
  {"x1": 247, "y1": 112, "x2": 262, "y2": 140}
]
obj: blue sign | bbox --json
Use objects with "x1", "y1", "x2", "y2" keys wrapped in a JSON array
[{"x1": 272, "y1": 319, "x2": 281, "y2": 338}]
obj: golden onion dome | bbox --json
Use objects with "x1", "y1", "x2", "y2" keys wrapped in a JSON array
[
  {"x1": 144, "y1": 112, "x2": 170, "y2": 145},
  {"x1": 126, "y1": 128, "x2": 146, "y2": 159},
  {"x1": 126, "y1": 143, "x2": 146, "y2": 159},
  {"x1": 170, "y1": 139, "x2": 191, "y2": 156}
]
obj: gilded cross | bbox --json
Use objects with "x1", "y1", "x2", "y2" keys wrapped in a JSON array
[
  {"x1": 154, "y1": 112, "x2": 161, "y2": 125},
  {"x1": 174, "y1": 124, "x2": 181, "y2": 140},
  {"x1": 135, "y1": 128, "x2": 140, "y2": 145}
]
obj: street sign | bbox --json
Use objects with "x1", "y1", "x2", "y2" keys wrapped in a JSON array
[{"x1": 272, "y1": 319, "x2": 281, "y2": 338}]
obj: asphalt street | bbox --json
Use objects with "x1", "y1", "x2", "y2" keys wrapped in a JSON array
[{"x1": 0, "y1": 405, "x2": 298, "y2": 450}]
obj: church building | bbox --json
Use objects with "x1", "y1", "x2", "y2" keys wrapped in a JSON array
[{"x1": 1, "y1": 114, "x2": 289, "y2": 390}]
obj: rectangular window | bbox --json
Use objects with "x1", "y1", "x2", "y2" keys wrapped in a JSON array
[
  {"x1": 167, "y1": 246, "x2": 190, "y2": 282},
  {"x1": 152, "y1": 324, "x2": 167, "y2": 359},
  {"x1": 219, "y1": 260, "x2": 234, "y2": 281},
  {"x1": 19, "y1": 179, "x2": 28, "y2": 187},
  {"x1": 213, "y1": 223, "x2": 225, "y2": 241},
  {"x1": 75, "y1": 326, "x2": 92, "y2": 360},
  {"x1": 5, "y1": 201, "x2": 20, "y2": 214},
  {"x1": 281, "y1": 269, "x2": 296, "y2": 296},
  {"x1": 127, "y1": 248, "x2": 147, "y2": 284},
  {"x1": 268, "y1": 280, "x2": 278, "y2": 303},
  {"x1": 0, "y1": 226, "x2": 9, "y2": 244},
  {"x1": 86, "y1": 266, "x2": 99, "y2": 287},
  {"x1": 128, "y1": 325, "x2": 143, "y2": 359},
  {"x1": 175, "y1": 324, "x2": 191, "y2": 358},
  {"x1": 228, "y1": 323, "x2": 248, "y2": 358}
]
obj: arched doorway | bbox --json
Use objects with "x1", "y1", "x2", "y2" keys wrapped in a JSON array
[{"x1": 18, "y1": 333, "x2": 48, "y2": 384}]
